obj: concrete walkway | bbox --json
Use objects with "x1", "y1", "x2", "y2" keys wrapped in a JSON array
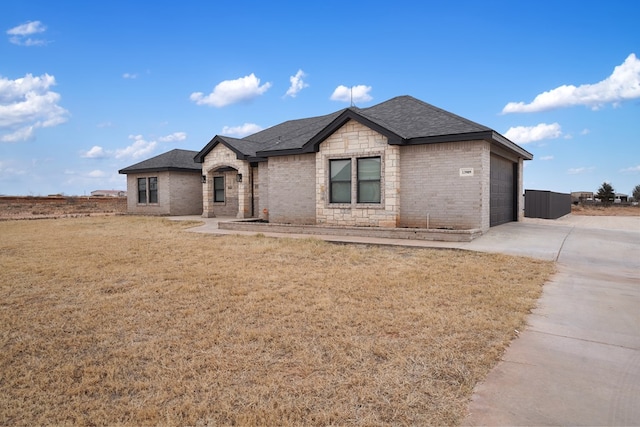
[{"x1": 169, "y1": 214, "x2": 640, "y2": 425}]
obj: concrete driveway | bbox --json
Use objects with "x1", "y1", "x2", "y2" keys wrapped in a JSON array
[
  {"x1": 171, "y1": 214, "x2": 640, "y2": 425},
  {"x1": 464, "y1": 215, "x2": 640, "y2": 426}
]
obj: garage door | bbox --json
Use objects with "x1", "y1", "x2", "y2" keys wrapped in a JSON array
[{"x1": 490, "y1": 154, "x2": 516, "y2": 226}]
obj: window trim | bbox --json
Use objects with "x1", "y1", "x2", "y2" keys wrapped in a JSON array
[
  {"x1": 327, "y1": 154, "x2": 383, "y2": 207},
  {"x1": 329, "y1": 159, "x2": 352, "y2": 204},
  {"x1": 136, "y1": 177, "x2": 158, "y2": 205},
  {"x1": 356, "y1": 157, "x2": 381, "y2": 204},
  {"x1": 213, "y1": 176, "x2": 225, "y2": 203},
  {"x1": 148, "y1": 177, "x2": 158, "y2": 204},
  {"x1": 137, "y1": 178, "x2": 147, "y2": 204}
]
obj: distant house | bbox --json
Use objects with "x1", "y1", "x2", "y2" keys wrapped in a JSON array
[
  {"x1": 119, "y1": 149, "x2": 203, "y2": 215},
  {"x1": 571, "y1": 191, "x2": 594, "y2": 203},
  {"x1": 91, "y1": 190, "x2": 126, "y2": 197},
  {"x1": 614, "y1": 193, "x2": 628, "y2": 203},
  {"x1": 121, "y1": 96, "x2": 533, "y2": 233}
]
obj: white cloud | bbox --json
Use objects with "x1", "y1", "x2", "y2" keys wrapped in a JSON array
[
  {"x1": 0, "y1": 73, "x2": 69, "y2": 142},
  {"x1": 6, "y1": 21, "x2": 46, "y2": 36},
  {"x1": 330, "y1": 85, "x2": 373, "y2": 103},
  {"x1": 122, "y1": 73, "x2": 138, "y2": 79},
  {"x1": 580, "y1": 129, "x2": 590, "y2": 135},
  {"x1": 84, "y1": 131, "x2": 184, "y2": 160},
  {"x1": 158, "y1": 131, "x2": 187, "y2": 142},
  {"x1": 221, "y1": 123, "x2": 263, "y2": 137},
  {"x1": 620, "y1": 165, "x2": 640, "y2": 174},
  {"x1": 504, "y1": 123, "x2": 562, "y2": 144},
  {"x1": 190, "y1": 73, "x2": 272, "y2": 107},
  {"x1": 0, "y1": 160, "x2": 26, "y2": 178},
  {"x1": 567, "y1": 167, "x2": 595, "y2": 175},
  {"x1": 503, "y1": 54, "x2": 640, "y2": 113},
  {"x1": 539, "y1": 155, "x2": 554, "y2": 161},
  {"x1": 7, "y1": 21, "x2": 48, "y2": 46},
  {"x1": 115, "y1": 135, "x2": 157, "y2": 159},
  {"x1": 88, "y1": 170, "x2": 106, "y2": 178},
  {"x1": 97, "y1": 121, "x2": 113, "y2": 128},
  {"x1": 82, "y1": 146, "x2": 107, "y2": 159},
  {"x1": 285, "y1": 69, "x2": 309, "y2": 98},
  {"x1": 1, "y1": 126, "x2": 35, "y2": 143}
]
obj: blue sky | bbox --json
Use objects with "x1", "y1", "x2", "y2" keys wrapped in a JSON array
[{"x1": 1, "y1": 0, "x2": 638, "y2": 196}]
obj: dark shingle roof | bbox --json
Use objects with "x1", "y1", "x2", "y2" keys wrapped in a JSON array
[
  {"x1": 194, "y1": 95, "x2": 532, "y2": 162},
  {"x1": 119, "y1": 149, "x2": 201, "y2": 174},
  {"x1": 242, "y1": 109, "x2": 345, "y2": 151},
  {"x1": 356, "y1": 95, "x2": 491, "y2": 139}
]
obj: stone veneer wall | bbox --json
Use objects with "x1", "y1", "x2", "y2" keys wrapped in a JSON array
[
  {"x1": 399, "y1": 141, "x2": 489, "y2": 230},
  {"x1": 201, "y1": 144, "x2": 250, "y2": 218},
  {"x1": 315, "y1": 120, "x2": 400, "y2": 228}
]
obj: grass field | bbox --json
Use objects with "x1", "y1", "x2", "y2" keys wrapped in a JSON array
[
  {"x1": 0, "y1": 216, "x2": 554, "y2": 426},
  {"x1": 571, "y1": 204, "x2": 640, "y2": 216}
]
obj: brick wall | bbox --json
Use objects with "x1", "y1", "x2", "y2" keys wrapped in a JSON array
[
  {"x1": 126, "y1": 172, "x2": 171, "y2": 215},
  {"x1": 251, "y1": 165, "x2": 259, "y2": 219},
  {"x1": 168, "y1": 171, "x2": 203, "y2": 215},
  {"x1": 399, "y1": 141, "x2": 489, "y2": 230},
  {"x1": 258, "y1": 162, "x2": 269, "y2": 220},
  {"x1": 0, "y1": 196, "x2": 127, "y2": 219},
  {"x1": 268, "y1": 154, "x2": 316, "y2": 224}
]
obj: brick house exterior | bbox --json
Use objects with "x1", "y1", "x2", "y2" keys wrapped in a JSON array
[
  {"x1": 119, "y1": 149, "x2": 203, "y2": 215},
  {"x1": 194, "y1": 95, "x2": 532, "y2": 232},
  {"x1": 121, "y1": 96, "x2": 532, "y2": 233}
]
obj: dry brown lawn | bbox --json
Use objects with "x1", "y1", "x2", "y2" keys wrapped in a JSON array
[
  {"x1": 572, "y1": 204, "x2": 640, "y2": 216},
  {"x1": 0, "y1": 216, "x2": 554, "y2": 426}
]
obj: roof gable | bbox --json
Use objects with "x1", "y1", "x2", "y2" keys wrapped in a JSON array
[
  {"x1": 118, "y1": 149, "x2": 201, "y2": 174},
  {"x1": 298, "y1": 109, "x2": 403, "y2": 155},
  {"x1": 194, "y1": 136, "x2": 265, "y2": 163}
]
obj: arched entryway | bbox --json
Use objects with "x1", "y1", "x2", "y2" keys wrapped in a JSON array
[
  {"x1": 207, "y1": 166, "x2": 239, "y2": 217},
  {"x1": 202, "y1": 163, "x2": 255, "y2": 219}
]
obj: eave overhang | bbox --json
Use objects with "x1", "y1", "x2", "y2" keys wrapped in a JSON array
[
  {"x1": 389, "y1": 130, "x2": 533, "y2": 160},
  {"x1": 118, "y1": 166, "x2": 201, "y2": 175}
]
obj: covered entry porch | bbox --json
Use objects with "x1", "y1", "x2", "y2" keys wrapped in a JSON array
[{"x1": 202, "y1": 164, "x2": 257, "y2": 219}]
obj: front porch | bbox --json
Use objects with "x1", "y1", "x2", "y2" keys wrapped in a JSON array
[
  {"x1": 170, "y1": 216, "x2": 482, "y2": 242},
  {"x1": 202, "y1": 164, "x2": 258, "y2": 219}
]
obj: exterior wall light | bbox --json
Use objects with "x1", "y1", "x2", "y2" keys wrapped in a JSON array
[
  {"x1": 236, "y1": 174, "x2": 243, "y2": 182},
  {"x1": 201, "y1": 175, "x2": 207, "y2": 183}
]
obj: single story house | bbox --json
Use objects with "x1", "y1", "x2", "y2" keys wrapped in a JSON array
[
  {"x1": 121, "y1": 95, "x2": 533, "y2": 232},
  {"x1": 90, "y1": 190, "x2": 127, "y2": 197},
  {"x1": 118, "y1": 149, "x2": 203, "y2": 215},
  {"x1": 571, "y1": 191, "x2": 594, "y2": 203}
]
